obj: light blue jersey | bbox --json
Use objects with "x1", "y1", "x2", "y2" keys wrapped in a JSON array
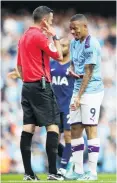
[{"x1": 70, "y1": 35, "x2": 104, "y2": 94}]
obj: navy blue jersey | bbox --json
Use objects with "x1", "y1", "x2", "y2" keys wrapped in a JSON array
[{"x1": 50, "y1": 60, "x2": 74, "y2": 113}]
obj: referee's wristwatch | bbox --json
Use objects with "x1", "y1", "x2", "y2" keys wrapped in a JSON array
[{"x1": 52, "y1": 35, "x2": 60, "y2": 40}]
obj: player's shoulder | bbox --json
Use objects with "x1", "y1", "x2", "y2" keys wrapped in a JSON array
[
  {"x1": 85, "y1": 36, "x2": 101, "y2": 50},
  {"x1": 70, "y1": 39, "x2": 74, "y2": 47},
  {"x1": 90, "y1": 36, "x2": 100, "y2": 47},
  {"x1": 70, "y1": 39, "x2": 79, "y2": 50},
  {"x1": 70, "y1": 38, "x2": 77, "y2": 45},
  {"x1": 70, "y1": 39, "x2": 75, "y2": 44},
  {"x1": 50, "y1": 59, "x2": 57, "y2": 66},
  {"x1": 90, "y1": 36, "x2": 100, "y2": 46}
]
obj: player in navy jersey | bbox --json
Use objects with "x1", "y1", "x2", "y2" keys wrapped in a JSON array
[{"x1": 50, "y1": 37, "x2": 75, "y2": 176}]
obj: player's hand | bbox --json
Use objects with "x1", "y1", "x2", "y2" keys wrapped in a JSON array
[
  {"x1": 43, "y1": 21, "x2": 56, "y2": 37},
  {"x1": 70, "y1": 103, "x2": 77, "y2": 111},
  {"x1": 69, "y1": 70, "x2": 80, "y2": 78},
  {"x1": 68, "y1": 67, "x2": 80, "y2": 78},
  {"x1": 74, "y1": 96, "x2": 81, "y2": 108},
  {"x1": 7, "y1": 69, "x2": 19, "y2": 79}
]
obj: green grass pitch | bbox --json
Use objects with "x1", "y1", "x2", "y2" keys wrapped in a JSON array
[{"x1": 1, "y1": 173, "x2": 116, "y2": 183}]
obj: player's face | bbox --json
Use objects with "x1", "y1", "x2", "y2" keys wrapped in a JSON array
[
  {"x1": 60, "y1": 39, "x2": 69, "y2": 57},
  {"x1": 70, "y1": 20, "x2": 87, "y2": 40},
  {"x1": 46, "y1": 12, "x2": 53, "y2": 25}
]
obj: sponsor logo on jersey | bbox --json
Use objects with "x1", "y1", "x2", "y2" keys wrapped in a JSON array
[
  {"x1": 52, "y1": 76, "x2": 68, "y2": 86},
  {"x1": 85, "y1": 51, "x2": 93, "y2": 59},
  {"x1": 51, "y1": 68, "x2": 55, "y2": 71}
]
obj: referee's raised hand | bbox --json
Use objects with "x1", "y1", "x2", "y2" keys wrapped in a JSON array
[{"x1": 43, "y1": 21, "x2": 56, "y2": 36}]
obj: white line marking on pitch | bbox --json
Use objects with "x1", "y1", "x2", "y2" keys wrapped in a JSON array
[{"x1": 1, "y1": 181, "x2": 116, "y2": 183}]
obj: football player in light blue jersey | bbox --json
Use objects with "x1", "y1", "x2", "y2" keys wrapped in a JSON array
[
  {"x1": 50, "y1": 37, "x2": 75, "y2": 177},
  {"x1": 66, "y1": 14, "x2": 104, "y2": 181}
]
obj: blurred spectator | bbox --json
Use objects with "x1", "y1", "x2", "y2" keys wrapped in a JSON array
[
  {"x1": 1, "y1": 9, "x2": 116, "y2": 173},
  {"x1": 0, "y1": 145, "x2": 11, "y2": 173}
]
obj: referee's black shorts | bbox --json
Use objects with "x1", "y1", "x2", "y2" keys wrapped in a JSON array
[{"x1": 21, "y1": 81, "x2": 60, "y2": 127}]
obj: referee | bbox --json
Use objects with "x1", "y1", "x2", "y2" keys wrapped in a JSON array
[{"x1": 17, "y1": 6, "x2": 64, "y2": 181}]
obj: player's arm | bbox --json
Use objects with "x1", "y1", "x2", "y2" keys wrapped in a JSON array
[
  {"x1": 17, "y1": 66, "x2": 22, "y2": 79},
  {"x1": 8, "y1": 43, "x2": 22, "y2": 79},
  {"x1": 78, "y1": 64, "x2": 94, "y2": 98},
  {"x1": 78, "y1": 39, "x2": 97, "y2": 98},
  {"x1": 8, "y1": 68, "x2": 21, "y2": 79},
  {"x1": 73, "y1": 64, "x2": 94, "y2": 109},
  {"x1": 73, "y1": 41, "x2": 97, "y2": 109},
  {"x1": 70, "y1": 61, "x2": 74, "y2": 70},
  {"x1": 68, "y1": 61, "x2": 80, "y2": 78},
  {"x1": 16, "y1": 44, "x2": 23, "y2": 80}
]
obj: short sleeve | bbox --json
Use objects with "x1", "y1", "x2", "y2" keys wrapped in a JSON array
[
  {"x1": 34, "y1": 33, "x2": 59, "y2": 60},
  {"x1": 84, "y1": 42, "x2": 97, "y2": 65}
]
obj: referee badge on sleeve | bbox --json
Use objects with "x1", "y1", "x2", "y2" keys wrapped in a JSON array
[{"x1": 49, "y1": 43, "x2": 57, "y2": 52}]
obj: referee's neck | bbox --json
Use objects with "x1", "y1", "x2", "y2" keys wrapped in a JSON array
[{"x1": 32, "y1": 23, "x2": 43, "y2": 31}]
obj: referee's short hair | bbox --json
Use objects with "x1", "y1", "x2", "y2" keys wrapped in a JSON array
[{"x1": 33, "y1": 6, "x2": 53, "y2": 23}]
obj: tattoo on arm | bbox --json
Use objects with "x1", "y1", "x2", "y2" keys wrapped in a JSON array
[{"x1": 78, "y1": 64, "x2": 94, "y2": 98}]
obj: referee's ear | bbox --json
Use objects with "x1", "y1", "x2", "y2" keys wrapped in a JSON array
[{"x1": 42, "y1": 18, "x2": 48, "y2": 27}]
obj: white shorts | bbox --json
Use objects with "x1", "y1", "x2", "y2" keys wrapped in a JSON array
[{"x1": 67, "y1": 91, "x2": 104, "y2": 126}]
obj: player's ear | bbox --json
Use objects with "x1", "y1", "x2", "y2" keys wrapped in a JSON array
[
  {"x1": 84, "y1": 24, "x2": 87, "y2": 28},
  {"x1": 84, "y1": 24, "x2": 88, "y2": 31}
]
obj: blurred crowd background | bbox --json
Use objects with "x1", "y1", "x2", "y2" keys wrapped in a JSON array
[{"x1": 1, "y1": 1, "x2": 116, "y2": 174}]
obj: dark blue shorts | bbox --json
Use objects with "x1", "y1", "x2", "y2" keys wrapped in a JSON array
[{"x1": 59, "y1": 112, "x2": 71, "y2": 133}]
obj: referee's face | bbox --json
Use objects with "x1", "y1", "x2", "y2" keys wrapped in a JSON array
[
  {"x1": 70, "y1": 20, "x2": 87, "y2": 40},
  {"x1": 46, "y1": 12, "x2": 53, "y2": 25}
]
